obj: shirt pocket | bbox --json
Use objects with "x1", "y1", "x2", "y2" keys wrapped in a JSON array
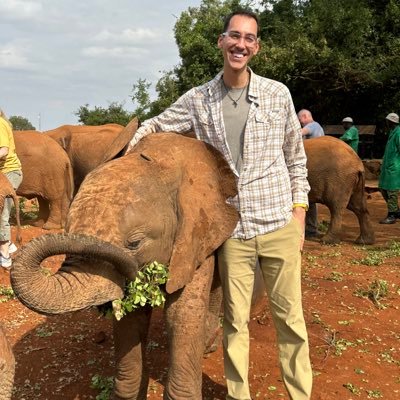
[
  {"x1": 252, "y1": 109, "x2": 286, "y2": 149},
  {"x1": 195, "y1": 111, "x2": 217, "y2": 143}
]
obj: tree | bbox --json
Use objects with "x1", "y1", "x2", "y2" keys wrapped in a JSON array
[
  {"x1": 257, "y1": 0, "x2": 400, "y2": 123},
  {"x1": 74, "y1": 102, "x2": 134, "y2": 126},
  {"x1": 9, "y1": 116, "x2": 35, "y2": 131}
]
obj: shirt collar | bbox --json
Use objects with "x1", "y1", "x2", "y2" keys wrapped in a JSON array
[{"x1": 207, "y1": 67, "x2": 259, "y2": 103}]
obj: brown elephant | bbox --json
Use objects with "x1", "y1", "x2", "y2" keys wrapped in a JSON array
[
  {"x1": 0, "y1": 173, "x2": 21, "y2": 244},
  {"x1": 14, "y1": 130, "x2": 74, "y2": 229},
  {"x1": 11, "y1": 133, "x2": 239, "y2": 399},
  {"x1": 45, "y1": 120, "x2": 137, "y2": 194},
  {"x1": 304, "y1": 136, "x2": 375, "y2": 244},
  {"x1": 0, "y1": 324, "x2": 15, "y2": 400}
]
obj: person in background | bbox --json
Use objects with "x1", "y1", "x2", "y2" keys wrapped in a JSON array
[
  {"x1": 0, "y1": 109, "x2": 23, "y2": 269},
  {"x1": 127, "y1": 10, "x2": 312, "y2": 400},
  {"x1": 378, "y1": 112, "x2": 400, "y2": 224},
  {"x1": 297, "y1": 109, "x2": 324, "y2": 239},
  {"x1": 298, "y1": 109, "x2": 324, "y2": 139},
  {"x1": 340, "y1": 117, "x2": 359, "y2": 153}
]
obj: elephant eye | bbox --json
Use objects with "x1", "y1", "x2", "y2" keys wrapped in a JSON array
[{"x1": 126, "y1": 239, "x2": 141, "y2": 250}]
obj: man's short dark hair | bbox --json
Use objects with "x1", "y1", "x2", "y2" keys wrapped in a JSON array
[{"x1": 223, "y1": 10, "x2": 260, "y2": 34}]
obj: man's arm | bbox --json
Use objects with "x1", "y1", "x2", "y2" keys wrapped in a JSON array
[
  {"x1": 126, "y1": 91, "x2": 194, "y2": 152},
  {"x1": 283, "y1": 90, "x2": 310, "y2": 207}
]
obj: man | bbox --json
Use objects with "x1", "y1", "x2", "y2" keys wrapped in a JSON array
[
  {"x1": 298, "y1": 109, "x2": 324, "y2": 139},
  {"x1": 340, "y1": 117, "x2": 359, "y2": 153},
  {"x1": 378, "y1": 112, "x2": 400, "y2": 224},
  {"x1": 297, "y1": 109, "x2": 324, "y2": 238},
  {"x1": 128, "y1": 10, "x2": 312, "y2": 400}
]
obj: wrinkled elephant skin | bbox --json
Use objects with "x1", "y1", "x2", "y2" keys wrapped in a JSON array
[
  {"x1": 11, "y1": 133, "x2": 239, "y2": 400},
  {"x1": 304, "y1": 136, "x2": 375, "y2": 244},
  {"x1": 0, "y1": 325, "x2": 15, "y2": 400}
]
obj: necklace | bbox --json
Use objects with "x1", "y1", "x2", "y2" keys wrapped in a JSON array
[{"x1": 222, "y1": 80, "x2": 248, "y2": 107}]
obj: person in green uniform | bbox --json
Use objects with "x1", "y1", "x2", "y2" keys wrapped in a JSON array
[
  {"x1": 378, "y1": 112, "x2": 400, "y2": 224},
  {"x1": 339, "y1": 117, "x2": 359, "y2": 153}
]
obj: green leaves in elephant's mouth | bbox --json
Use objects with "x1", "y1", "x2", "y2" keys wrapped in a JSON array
[{"x1": 98, "y1": 261, "x2": 169, "y2": 321}]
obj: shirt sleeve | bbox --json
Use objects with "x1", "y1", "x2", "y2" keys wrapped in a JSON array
[
  {"x1": 0, "y1": 119, "x2": 11, "y2": 148},
  {"x1": 282, "y1": 88, "x2": 310, "y2": 205},
  {"x1": 127, "y1": 91, "x2": 194, "y2": 151}
]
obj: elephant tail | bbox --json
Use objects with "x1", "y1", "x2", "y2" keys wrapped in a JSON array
[
  {"x1": 10, "y1": 193, "x2": 22, "y2": 245},
  {"x1": 349, "y1": 168, "x2": 369, "y2": 212}
]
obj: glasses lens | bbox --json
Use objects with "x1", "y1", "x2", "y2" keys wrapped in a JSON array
[{"x1": 224, "y1": 31, "x2": 257, "y2": 45}]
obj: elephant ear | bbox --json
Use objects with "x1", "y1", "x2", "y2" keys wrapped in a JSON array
[
  {"x1": 100, "y1": 118, "x2": 139, "y2": 163},
  {"x1": 166, "y1": 141, "x2": 239, "y2": 294}
]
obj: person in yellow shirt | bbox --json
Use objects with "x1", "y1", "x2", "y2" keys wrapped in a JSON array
[{"x1": 0, "y1": 109, "x2": 23, "y2": 269}]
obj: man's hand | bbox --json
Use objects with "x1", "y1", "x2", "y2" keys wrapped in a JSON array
[{"x1": 292, "y1": 206, "x2": 306, "y2": 251}]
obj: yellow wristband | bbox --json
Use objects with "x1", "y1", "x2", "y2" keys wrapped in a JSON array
[{"x1": 293, "y1": 203, "x2": 309, "y2": 211}]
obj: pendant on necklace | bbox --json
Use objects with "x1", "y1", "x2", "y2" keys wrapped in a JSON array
[{"x1": 232, "y1": 101, "x2": 238, "y2": 107}]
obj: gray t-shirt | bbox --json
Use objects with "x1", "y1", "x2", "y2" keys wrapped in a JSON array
[{"x1": 221, "y1": 81, "x2": 251, "y2": 174}]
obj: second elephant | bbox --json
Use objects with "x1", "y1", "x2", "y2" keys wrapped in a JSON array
[
  {"x1": 45, "y1": 120, "x2": 137, "y2": 194},
  {"x1": 14, "y1": 130, "x2": 74, "y2": 229}
]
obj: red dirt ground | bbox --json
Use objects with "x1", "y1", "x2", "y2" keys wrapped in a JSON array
[{"x1": 1, "y1": 192, "x2": 399, "y2": 400}]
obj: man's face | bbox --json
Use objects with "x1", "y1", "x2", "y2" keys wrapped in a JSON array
[
  {"x1": 298, "y1": 112, "x2": 311, "y2": 127},
  {"x1": 342, "y1": 122, "x2": 352, "y2": 130},
  {"x1": 218, "y1": 15, "x2": 259, "y2": 72}
]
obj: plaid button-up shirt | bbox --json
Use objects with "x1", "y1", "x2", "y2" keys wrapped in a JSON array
[{"x1": 130, "y1": 69, "x2": 310, "y2": 239}]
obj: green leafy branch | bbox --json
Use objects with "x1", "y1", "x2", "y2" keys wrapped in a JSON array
[{"x1": 101, "y1": 261, "x2": 169, "y2": 321}]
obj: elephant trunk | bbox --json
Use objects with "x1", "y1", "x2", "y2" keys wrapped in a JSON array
[{"x1": 10, "y1": 233, "x2": 139, "y2": 315}]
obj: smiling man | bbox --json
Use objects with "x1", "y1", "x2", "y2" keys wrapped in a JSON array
[{"x1": 127, "y1": 10, "x2": 312, "y2": 400}]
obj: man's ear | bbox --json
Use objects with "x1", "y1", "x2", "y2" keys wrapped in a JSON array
[
  {"x1": 253, "y1": 39, "x2": 260, "y2": 56},
  {"x1": 217, "y1": 34, "x2": 223, "y2": 49}
]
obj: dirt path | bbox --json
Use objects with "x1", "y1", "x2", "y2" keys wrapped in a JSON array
[{"x1": 1, "y1": 192, "x2": 399, "y2": 400}]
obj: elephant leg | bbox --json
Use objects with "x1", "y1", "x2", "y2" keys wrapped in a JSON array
[
  {"x1": 43, "y1": 198, "x2": 64, "y2": 230},
  {"x1": 163, "y1": 256, "x2": 214, "y2": 400},
  {"x1": 30, "y1": 197, "x2": 48, "y2": 227},
  {"x1": 204, "y1": 267, "x2": 222, "y2": 354},
  {"x1": 322, "y1": 204, "x2": 344, "y2": 244},
  {"x1": 348, "y1": 193, "x2": 375, "y2": 245},
  {"x1": 112, "y1": 307, "x2": 152, "y2": 400}
]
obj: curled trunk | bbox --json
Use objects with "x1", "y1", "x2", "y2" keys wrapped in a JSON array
[{"x1": 11, "y1": 233, "x2": 139, "y2": 315}]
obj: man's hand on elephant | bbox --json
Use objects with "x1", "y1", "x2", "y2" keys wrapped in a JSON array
[{"x1": 292, "y1": 206, "x2": 306, "y2": 251}]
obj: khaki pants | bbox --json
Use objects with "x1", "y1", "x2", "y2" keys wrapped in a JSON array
[{"x1": 218, "y1": 218, "x2": 312, "y2": 400}]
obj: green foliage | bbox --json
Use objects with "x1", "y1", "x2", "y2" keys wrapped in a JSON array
[
  {"x1": 343, "y1": 382, "x2": 361, "y2": 395},
  {"x1": 75, "y1": 102, "x2": 134, "y2": 126},
  {"x1": 354, "y1": 279, "x2": 389, "y2": 309},
  {"x1": 90, "y1": 375, "x2": 114, "y2": 400},
  {"x1": 107, "y1": 262, "x2": 169, "y2": 321},
  {"x1": 355, "y1": 240, "x2": 400, "y2": 266},
  {"x1": 9, "y1": 115, "x2": 35, "y2": 131},
  {"x1": 0, "y1": 286, "x2": 15, "y2": 303},
  {"x1": 256, "y1": 0, "x2": 400, "y2": 122},
  {"x1": 130, "y1": 78, "x2": 151, "y2": 122}
]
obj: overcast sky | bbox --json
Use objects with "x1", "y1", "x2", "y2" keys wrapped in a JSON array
[{"x1": 1, "y1": 0, "x2": 203, "y2": 130}]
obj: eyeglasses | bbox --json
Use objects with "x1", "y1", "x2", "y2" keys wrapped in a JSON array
[{"x1": 222, "y1": 31, "x2": 259, "y2": 46}]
